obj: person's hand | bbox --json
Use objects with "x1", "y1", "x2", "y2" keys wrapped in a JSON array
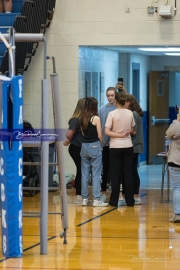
[
  {"x1": 63, "y1": 140, "x2": 70, "y2": 146},
  {"x1": 121, "y1": 131, "x2": 130, "y2": 137}
]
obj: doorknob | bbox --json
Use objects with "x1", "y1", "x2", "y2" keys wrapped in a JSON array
[{"x1": 151, "y1": 116, "x2": 170, "y2": 126}]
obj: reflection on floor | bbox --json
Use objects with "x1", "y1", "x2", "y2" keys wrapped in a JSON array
[
  {"x1": 138, "y1": 164, "x2": 169, "y2": 190},
  {"x1": 1, "y1": 164, "x2": 179, "y2": 270}
]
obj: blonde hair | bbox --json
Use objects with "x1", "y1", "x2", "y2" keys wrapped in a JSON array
[{"x1": 69, "y1": 98, "x2": 86, "y2": 123}]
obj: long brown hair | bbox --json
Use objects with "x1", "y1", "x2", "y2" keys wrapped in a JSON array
[
  {"x1": 68, "y1": 98, "x2": 86, "y2": 124},
  {"x1": 126, "y1": 94, "x2": 144, "y2": 117},
  {"x1": 81, "y1": 97, "x2": 98, "y2": 131}
]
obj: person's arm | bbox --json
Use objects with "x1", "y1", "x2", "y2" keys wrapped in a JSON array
[
  {"x1": 122, "y1": 86, "x2": 128, "y2": 94},
  {"x1": 66, "y1": 129, "x2": 75, "y2": 141},
  {"x1": 105, "y1": 127, "x2": 130, "y2": 138},
  {"x1": 63, "y1": 118, "x2": 80, "y2": 146},
  {"x1": 166, "y1": 124, "x2": 180, "y2": 140},
  {"x1": 104, "y1": 112, "x2": 130, "y2": 138},
  {"x1": 166, "y1": 122, "x2": 177, "y2": 139},
  {"x1": 63, "y1": 129, "x2": 75, "y2": 146},
  {"x1": 131, "y1": 127, "x2": 136, "y2": 135},
  {"x1": 94, "y1": 116, "x2": 102, "y2": 144},
  {"x1": 131, "y1": 112, "x2": 137, "y2": 135}
]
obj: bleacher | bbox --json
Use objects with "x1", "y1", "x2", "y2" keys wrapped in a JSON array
[{"x1": 0, "y1": 0, "x2": 56, "y2": 75}]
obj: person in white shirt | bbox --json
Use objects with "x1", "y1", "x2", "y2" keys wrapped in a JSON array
[
  {"x1": 98, "y1": 87, "x2": 116, "y2": 202},
  {"x1": 166, "y1": 110, "x2": 180, "y2": 223},
  {"x1": 105, "y1": 92, "x2": 135, "y2": 207}
]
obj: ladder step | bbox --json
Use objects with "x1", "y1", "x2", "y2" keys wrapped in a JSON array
[
  {"x1": 23, "y1": 212, "x2": 41, "y2": 218},
  {"x1": 23, "y1": 187, "x2": 59, "y2": 191},
  {"x1": 23, "y1": 212, "x2": 61, "y2": 217},
  {"x1": 23, "y1": 162, "x2": 57, "y2": 166}
]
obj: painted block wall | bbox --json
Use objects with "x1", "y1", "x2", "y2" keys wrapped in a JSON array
[
  {"x1": 78, "y1": 46, "x2": 118, "y2": 104},
  {"x1": 23, "y1": 0, "x2": 180, "y2": 174}
]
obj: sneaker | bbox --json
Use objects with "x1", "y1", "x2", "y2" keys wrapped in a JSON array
[
  {"x1": 118, "y1": 196, "x2": 126, "y2": 206},
  {"x1": 134, "y1": 197, "x2": 142, "y2": 205},
  {"x1": 100, "y1": 194, "x2": 107, "y2": 203},
  {"x1": 75, "y1": 195, "x2": 82, "y2": 204},
  {"x1": 118, "y1": 199, "x2": 126, "y2": 206},
  {"x1": 169, "y1": 215, "x2": 180, "y2": 223},
  {"x1": 82, "y1": 199, "x2": 89, "y2": 206},
  {"x1": 93, "y1": 200, "x2": 108, "y2": 207},
  {"x1": 82, "y1": 198, "x2": 92, "y2": 206},
  {"x1": 119, "y1": 195, "x2": 125, "y2": 201}
]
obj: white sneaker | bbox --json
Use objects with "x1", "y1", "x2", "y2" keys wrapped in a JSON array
[
  {"x1": 169, "y1": 215, "x2": 180, "y2": 223},
  {"x1": 82, "y1": 198, "x2": 88, "y2": 206},
  {"x1": 119, "y1": 195, "x2": 125, "y2": 202},
  {"x1": 93, "y1": 200, "x2": 108, "y2": 207},
  {"x1": 82, "y1": 198, "x2": 92, "y2": 206},
  {"x1": 134, "y1": 197, "x2": 142, "y2": 205},
  {"x1": 100, "y1": 194, "x2": 107, "y2": 203},
  {"x1": 118, "y1": 198, "x2": 126, "y2": 206},
  {"x1": 75, "y1": 195, "x2": 82, "y2": 204}
]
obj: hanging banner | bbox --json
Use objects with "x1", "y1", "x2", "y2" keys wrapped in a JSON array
[{"x1": 0, "y1": 76, "x2": 24, "y2": 257}]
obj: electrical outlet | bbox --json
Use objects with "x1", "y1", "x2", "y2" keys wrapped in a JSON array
[
  {"x1": 147, "y1": 6, "x2": 154, "y2": 14},
  {"x1": 125, "y1": 4, "x2": 131, "y2": 12}
]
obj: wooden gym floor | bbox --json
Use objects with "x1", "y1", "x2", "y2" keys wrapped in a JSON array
[{"x1": 0, "y1": 165, "x2": 179, "y2": 270}]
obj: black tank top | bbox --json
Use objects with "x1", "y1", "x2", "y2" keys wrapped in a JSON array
[{"x1": 82, "y1": 116, "x2": 99, "y2": 143}]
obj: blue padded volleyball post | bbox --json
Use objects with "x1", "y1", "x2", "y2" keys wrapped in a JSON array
[{"x1": 0, "y1": 76, "x2": 24, "y2": 257}]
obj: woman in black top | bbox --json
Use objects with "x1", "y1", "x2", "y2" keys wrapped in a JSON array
[
  {"x1": 80, "y1": 97, "x2": 108, "y2": 207},
  {"x1": 63, "y1": 98, "x2": 85, "y2": 204}
]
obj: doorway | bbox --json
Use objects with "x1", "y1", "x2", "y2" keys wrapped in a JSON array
[{"x1": 80, "y1": 46, "x2": 180, "y2": 164}]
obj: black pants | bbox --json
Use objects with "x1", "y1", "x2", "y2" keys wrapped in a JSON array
[
  {"x1": 101, "y1": 146, "x2": 110, "y2": 192},
  {"x1": 68, "y1": 144, "x2": 81, "y2": 195},
  {"x1": 132, "y1": 153, "x2": 140, "y2": 194},
  {"x1": 109, "y1": 147, "x2": 134, "y2": 207}
]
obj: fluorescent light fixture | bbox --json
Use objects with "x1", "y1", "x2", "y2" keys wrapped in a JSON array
[
  {"x1": 139, "y1": 48, "x2": 180, "y2": 52},
  {"x1": 165, "y1": 53, "x2": 180, "y2": 56}
]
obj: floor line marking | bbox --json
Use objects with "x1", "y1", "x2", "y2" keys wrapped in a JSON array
[
  {"x1": 0, "y1": 236, "x2": 57, "y2": 263},
  {"x1": 77, "y1": 207, "x2": 117, "y2": 227}
]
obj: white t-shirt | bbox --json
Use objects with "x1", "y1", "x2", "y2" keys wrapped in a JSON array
[{"x1": 105, "y1": 108, "x2": 135, "y2": 148}]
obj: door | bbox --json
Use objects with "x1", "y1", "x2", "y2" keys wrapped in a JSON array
[{"x1": 148, "y1": 71, "x2": 169, "y2": 164}]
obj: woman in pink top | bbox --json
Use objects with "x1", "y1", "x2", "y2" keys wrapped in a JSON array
[{"x1": 105, "y1": 92, "x2": 135, "y2": 206}]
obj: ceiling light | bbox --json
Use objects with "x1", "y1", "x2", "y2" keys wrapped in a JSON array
[
  {"x1": 165, "y1": 53, "x2": 180, "y2": 56},
  {"x1": 138, "y1": 47, "x2": 180, "y2": 52}
]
